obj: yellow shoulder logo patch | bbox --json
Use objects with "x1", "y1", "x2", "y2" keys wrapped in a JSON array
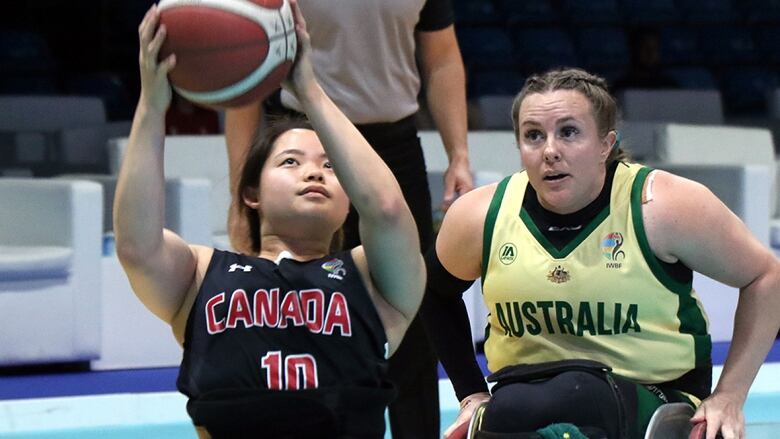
[{"x1": 499, "y1": 243, "x2": 517, "y2": 265}]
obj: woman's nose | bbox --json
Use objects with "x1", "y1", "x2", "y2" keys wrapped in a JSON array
[
  {"x1": 543, "y1": 140, "x2": 561, "y2": 163},
  {"x1": 304, "y1": 166, "x2": 324, "y2": 182}
]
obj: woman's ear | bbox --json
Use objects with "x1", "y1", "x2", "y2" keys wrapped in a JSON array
[
  {"x1": 602, "y1": 130, "x2": 618, "y2": 162},
  {"x1": 242, "y1": 186, "x2": 260, "y2": 210}
]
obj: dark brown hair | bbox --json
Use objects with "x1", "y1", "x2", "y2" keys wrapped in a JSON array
[
  {"x1": 511, "y1": 68, "x2": 630, "y2": 164},
  {"x1": 236, "y1": 115, "x2": 344, "y2": 254}
]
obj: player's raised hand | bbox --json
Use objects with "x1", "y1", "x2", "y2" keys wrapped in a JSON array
[
  {"x1": 138, "y1": 4, "x2": 176, "y2": 114},
  {"x1": 282, "y1": 0, "x2": 317, "y2": 101}
]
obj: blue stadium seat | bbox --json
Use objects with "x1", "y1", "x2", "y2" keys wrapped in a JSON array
[
  {"x1": 576, "y1": 28, "x2": 630, "y2": 70},
  {"x1": 720, "y1": 68, "x2": 779, "y2": 114},
  {"x1": 698, "y1": 26, "x2": 757, "y2": 66},
  {"x1": 468, "y1": 69, "x2": 525, "y2": 98},
  {"x1": 664, "y1": 68, "x2": 718, "y2": 90},
  {"x1": 742, "y1": 0, "x2": 780, "y2": 24},
  {"x1": 0, "y1": 31, "x2": 56, "y2": 76},
  {"x1": 620, "y1": 0, "x2": 680, "y2": 25},
  {"x1": 755, "y1": 28, "x2": 780, "y2": 64},
  {"x1": 473, "y1": 95, "x2": 517, "y2": 129},
  {"x1": 457, "y1": 28, "x2": 515, "y2": 70},
  {"x1": 495, "y1": 0, "x2": 558, "y2": 26},
  {"x1": 511, "y1": 28, "x2": 577, "y2": 71},
  {"x1": 677, "y1": 0, "x2": 740, "y2": 24},
  {"x1": 0, "y1": 76, "x2": 59, "y2": 95},
  {"x1": 658, "y1": 27, "x2": 702, "y2": 66},
  {"x1": 66, "y1": 73, "x2": 133, "y2": 121},
  {"x1": 599, "y1": 69, "x2": 631, "y2": 89},
  {"x1": 560, "y1": 0, "x2": 622, "y2": 25},
  {"x1": 452, "y1": 0, "x2": 502, "y2": 26}
]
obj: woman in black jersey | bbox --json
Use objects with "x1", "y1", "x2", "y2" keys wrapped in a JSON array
[{"x1": 115, "y1": 3, "x2": 425, "y2": 438}]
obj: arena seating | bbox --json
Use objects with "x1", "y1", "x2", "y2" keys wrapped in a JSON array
[
  {"x1": 656, "y1": 123, "x2": 775, "y2": 247},
  {"x1": 617, "y1": 120, "x2": 662, "y2": 161},
  {"x1": 658, "y1": 27, "x2": 702, "y2": 66},
  {"x1": 54, "y1": 173, "x2": 208, "y2": 369},
  {"x1": 560, "y1": 0, "x2": 621, "y2": 26},
  {"x1": 677, "y1": 0, "x2": 739, "y2": 24},
  {"x1": 575, "y1": 27, "x2": 630, "y2": 71},
  {"x1": 109, "y1": 135, "x2": 232, "y2": 250},
  {"x1": 0, "y1": 96, "x2": 130, "y2": 176},
  {"x1": 0, "y1": 178, "x2": 102, "y2": 366},
  {"x1": 0, "y1": 30, "x2": 57, "y2": 95},
  {"x1": 621, "y1": 0, "x2": 681, "y2": 25},
  {"x1": 618, "y1": 89, "x2": 725, "y2": 124},
  {"x1": 57, "y1": 174, "x2": 212, "y2": 249},
  {"x1": 663, "y1": 67, "x2": 717, "y2": 90},
  {"x1": 473, "y1": 95, "x2": 515, "y2": 130}
]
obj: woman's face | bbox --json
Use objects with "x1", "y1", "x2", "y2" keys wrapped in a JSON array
[
  {"x1": 254, "y1": 128, "x2": 349, "y2": 236},
  {"x1": 517, "y1": 89, "x2": 613, "y2": 214}
]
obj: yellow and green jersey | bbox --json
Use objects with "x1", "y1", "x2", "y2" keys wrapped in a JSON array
[{"x1": 482, "y1": 162, "x2": 711, "y2": 387}]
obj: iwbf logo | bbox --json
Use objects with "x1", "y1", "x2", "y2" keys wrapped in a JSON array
[
  {"x1": 321, "y1": 258, "x2": 346, "y2": 280},
  {"x1": 601, "y1": 232, "x2": 626, "y2": 269}
]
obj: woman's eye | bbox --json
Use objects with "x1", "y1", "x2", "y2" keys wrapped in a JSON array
[
  {"x1": 324, "y1": 161, "x2": 333, "y2": 169},
  {"x1": 282, "y1": 158, "x2": 297, "y2": 166},
  {"x1": 524, "y1": 130, "x2": 543, "y2": 142},
  {"x1": 560, "y1": 126, "x2": 579, "y2": 138}
]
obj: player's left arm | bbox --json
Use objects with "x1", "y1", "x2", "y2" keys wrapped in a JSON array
[
  {"x1": 646, "y1": 170, "x2": 780, "y2": 439},
  {"x1": 417, "y1": 24, "x2": 473, "y2": 210},
  {"x1": 285, "y1": 1, "x2": 425, "y2": 353}
]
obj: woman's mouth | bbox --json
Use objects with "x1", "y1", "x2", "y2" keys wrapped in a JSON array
[
  {"x1": 300, "y1": 186, "x2": 330, "y2": 197},
  {"x1": 544, "y1": 173, "x2": 569, "y2": 181}
]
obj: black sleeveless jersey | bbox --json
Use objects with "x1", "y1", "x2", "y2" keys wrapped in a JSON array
[{"x1": 177, "y1": 249, "x2": 392, "y2": 438}]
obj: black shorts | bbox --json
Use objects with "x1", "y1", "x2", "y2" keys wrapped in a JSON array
[{"x1": 479, "y1": 361, "x2": 697, "y2": 439}]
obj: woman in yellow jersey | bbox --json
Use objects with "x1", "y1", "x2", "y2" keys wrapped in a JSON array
[{"x1": 423, "y1": 68, "x2": 780, "y2": 439}]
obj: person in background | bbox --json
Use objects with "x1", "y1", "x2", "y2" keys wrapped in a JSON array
[
  {"x1": 424, "y1": 68, "x2": 780, "y2": 439},
  {"x1": 611, "y1": 27, "x2": 679, "y2": 95},
  {"x1": 224, "y1": 0, "x2": 472, "y2": 436},
  {"x1": 165, "y1": 91, "x2": 220, "y2": 135},
  {"x1": 115, "y1": 3, "x2": 425, "y2": 436}
]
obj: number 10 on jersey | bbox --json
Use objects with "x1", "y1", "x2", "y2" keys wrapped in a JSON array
[{"x1": 261, "y1": 351, "x2": 319, "y2": 390}]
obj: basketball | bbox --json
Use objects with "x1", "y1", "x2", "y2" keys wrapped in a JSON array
[
  {"x1": 688, "y1": 421, "x2": 706, "y2": 439},
  {"x1": 157, "y1": 0, "x2": 297, "y2": 108}
]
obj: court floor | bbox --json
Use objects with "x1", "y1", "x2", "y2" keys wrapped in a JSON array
[{"x1": 1, "y1": 346, "x2": 778, "y2": 438}]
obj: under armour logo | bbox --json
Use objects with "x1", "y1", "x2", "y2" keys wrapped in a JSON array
[{"x1": 228, "y1": 263, "x2": 253, "y2": 273}]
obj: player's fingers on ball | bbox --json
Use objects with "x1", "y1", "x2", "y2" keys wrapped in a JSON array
[
  {"x1": 143, "y1": 7, "x2": 161, "y2": 44},
  {"x1": 141, "y1": 5, "x2": 159, "y2": 38},
  {"x1": 160, "y1": 54, "x2": 177, "y2": 73},
  {"x1": 720, "y1": 422, "x2": 742, "y2": 439},
  {"x1": 138, "y1": 7, "x2": 152, "y2": 36},
  {"x1": 291, "y1": 0, "x2": 306, "y2": 28},
  {"x1": 705, "y1": 420, "x2": 722, "y2": 439},
  {"x1": 149, "y1": 25, "x2": 166, "y2": 58},
  {"x1": 139, "y1": 20, "x2": 153, "y2": 48}
]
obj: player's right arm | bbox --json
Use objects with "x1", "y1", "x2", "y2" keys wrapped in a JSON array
[{"x1": 114, "y1": 5, "x2": 205, "y2": 327}]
